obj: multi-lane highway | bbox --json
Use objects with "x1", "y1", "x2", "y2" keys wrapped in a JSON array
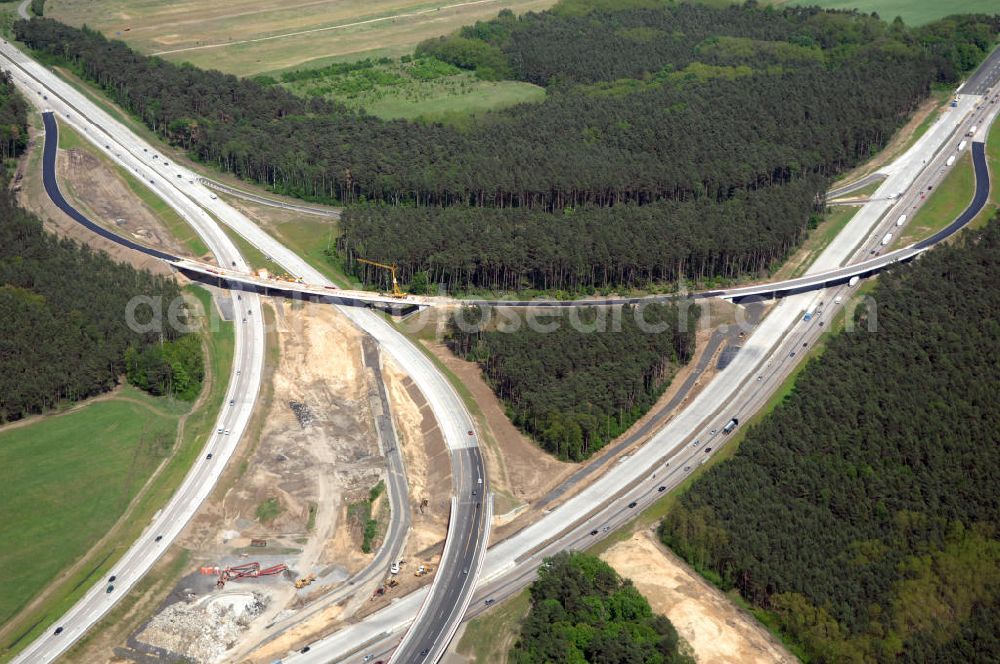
[
  {"x1": 279, "y1": 53, "x2": 999, "y2": 663},
  {"x1": 9, "y1": 110, "x2": 268, "y2": 664},
  {"x1": 0, "y1": 35, "x2": 491, "y2": 664},
  {"x1": 3, "y1": 24, "x2": 998, "y2": 664}
]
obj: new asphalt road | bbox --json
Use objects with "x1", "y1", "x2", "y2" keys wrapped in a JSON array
[
  {"x1": 0, "y1": 37, "x2": 491, "y2": 663},
  {"x1": 281, "y1": 57, "x2": 998, "y2": 663},
  {"x1": 9, "y1": 110, "x2": 267, "y2": 664}
]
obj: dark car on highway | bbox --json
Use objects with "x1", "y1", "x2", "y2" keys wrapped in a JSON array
[{"x1": 628, "y1": 501, "x2": 637, "y2": 508}]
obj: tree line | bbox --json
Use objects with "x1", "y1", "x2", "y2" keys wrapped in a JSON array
[
  {"x1": 13, "y1": 5, "x2": 999, "y2": 291},
  {"x1": 0, "y1": 72, "x2": 28, "y2": 160},
  {"x1": 0, "y1": 78, "x2": 201, "y2": 421},
  {"x1": 124, "y1": 333, "x2": 203, "y2": 401},
  {"x1": 447, "y1": 302, "x2": 697, "y2": 461},
  {"x1": 511, "y1": 551, "x2": 692, "y2": 663},
  {"x1": 659, "y1": 213, "x2": 1000, "y2": 662}
]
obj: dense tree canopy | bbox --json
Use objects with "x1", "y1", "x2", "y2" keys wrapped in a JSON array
[
  {"x1": 448, "y1": 302, "x2": 697, "y2": 460},
  {"x1": 14, "y1": 5, "x2": 999, "y2": 291},
  {"x1": 511, "y1": 551, "x2": 692, "y2": 664},
  {"x1": 0, "y1": 78, "x2": 200, "y2": 420},
  {"x1": 659, "y1": 214, "x2": 1000, "y2": 662}
]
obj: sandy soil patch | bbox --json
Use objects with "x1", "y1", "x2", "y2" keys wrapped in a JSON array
[
  {"x1": 382, "y1": 359, "x2": 451, "y2": 560},
  {"x1": 427, "y1": 341, "x2": 574, "y2": 510},
  {"x1": 59, "y1": 146, "x2": 186, "y2": 259},
  {"x1": 117, "y1": 302, "x2": 384, "y2": 662},
  {"x1": 602, "y1": 530, "x2": 795, "y2": 664}
]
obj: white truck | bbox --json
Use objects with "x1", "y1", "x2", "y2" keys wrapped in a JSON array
[
  {"x1": 946, "y1": 155, "x2": 957, "y2": 167},
  {"x1": 881, "y1": 232, "x2": 893, "y2": 246},
  {"x1": 958, "y1": 140, "x2": 968, "y2": 151},
  {"x1": 967, "y1": 125, "x2": 977, "y2": 137},
  {"x1": 896, "y1": 214, "x2": 907, "y2": 227}
]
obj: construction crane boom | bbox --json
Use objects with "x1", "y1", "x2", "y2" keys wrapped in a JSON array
[{"x1": 356, "y1": 258, "x2": 406, "y2": 298}]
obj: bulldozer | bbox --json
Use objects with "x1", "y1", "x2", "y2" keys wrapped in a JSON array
[{"x1": 294, "y1": 572, "x2": 317, "y2": 589}]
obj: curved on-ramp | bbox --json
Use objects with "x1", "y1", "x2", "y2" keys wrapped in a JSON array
[{"x1": 9, "y1": 111, "x2": 266, "y2": 664}]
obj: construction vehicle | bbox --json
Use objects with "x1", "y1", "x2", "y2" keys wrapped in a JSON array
[
  {"x1": 370, "y1": 577, "x2": 400, "y2": 600},
  {"x1": 414, "y1": 565, "x2": 432, "y2": 577},
  {"x1": 199, "y1": 562, "x2": 288, "y2": 589},
  {"x1": 356, "y1": 258, "x2": 407, "y2": 298},
  {"x1": 294, "y1": 572, "x2": 317, "y2": 589}
]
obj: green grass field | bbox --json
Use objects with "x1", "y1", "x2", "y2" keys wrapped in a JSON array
[
  {"x1": 279, "y1": 57, "x2": 545, "y2": 122},
  {"x1": 457, "y1": 588, "x2": 531, "y2": 662},
  {"x1": 775, "y1": 0, "x2": 999, "y2": 26},
  {"x1": 971, "y1": 115, "x2": 1000, "y2": 229},
  {"x1": 899, "y1": 150, "x2": 975, "y2": 245},
  {"x1": 0, "y1": 386, "x2": 183, "y2": 627},
  {"x1": 267, "y1": 217, "x2": 352, "y2": 288},
  {"x1": 0, "y1": 287, "x2": 233, "y2": 658}
]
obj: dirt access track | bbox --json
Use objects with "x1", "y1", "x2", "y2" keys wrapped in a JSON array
[
  {"x1": 102, "y1": 301, "x2": 397, "y2": 663},
  {"x1": 602, "y1": 530, "x2": 795, "y2": 664}
]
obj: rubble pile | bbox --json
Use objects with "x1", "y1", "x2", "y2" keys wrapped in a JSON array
[
  {"x1": 289, "y1": 400, "x2": 315, "y2": 427},
  {"x1": 137, "y1": 592, "x2": 267, "y2": 662}
]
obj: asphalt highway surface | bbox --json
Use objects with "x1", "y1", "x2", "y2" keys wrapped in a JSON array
[
  {"x1": 0, "y1": 39, "x2": 490, "y2": 664},
  {"x1": 10, "y1": 110, "x2": 267, "y2": 664},
  {"x1": 2, "y1": 28, "x2": 997, "y2": 664},
  {"x1": 280, "y1": 55, "x2": 998, "y2": 662}
]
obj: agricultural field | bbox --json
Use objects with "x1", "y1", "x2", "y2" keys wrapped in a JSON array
[
  {"x1": 776, "y1": 0, "x2": 999, "y2": 26},
  {"x1": 0, "y1": 387, "x2": 185, "y2": 627},
  {"x1": 45, "y1": 0, "x2": 557, "y2": 76},
  {"x1": 275, "y1": 56, "x2": 544, "y2": 121}
]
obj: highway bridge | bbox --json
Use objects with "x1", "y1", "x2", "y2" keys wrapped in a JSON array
[{"x1": 4, "y1": 23, "x2": 997, "y2": 664}]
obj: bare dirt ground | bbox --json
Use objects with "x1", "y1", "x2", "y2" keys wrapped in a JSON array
[
  {"x1": 105, "y1": 302, "x2": 387, "y2": 663},
  {"x1": 241, "y1": 345, "x2": 457, "y2": 660},
  {"x1": 423, "y1": 337, "x2": 575, "y2": 518},
  {"x1": 58, "y1": 147, "x2": 186, "y2": 257},
  {"x1": 15, "y1": 120, "x2": 177, "y2": 275},
  {"x1": 379, "y1": 359, "x2": 452, "y2": 580},
  {"x1": 602, "y1": 529, "x2": 795, "y2": 664}
]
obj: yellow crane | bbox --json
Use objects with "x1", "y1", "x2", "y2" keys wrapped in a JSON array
[{"x1": 356, "y1": 258, "x2": 406, "y2": 298}]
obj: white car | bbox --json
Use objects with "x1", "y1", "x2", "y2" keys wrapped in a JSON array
[
  {"x1": 390, "y1": 562, "x2": 400, "y2": 575},
  {"x1": 217, "y1": 427, "x2": 223, "y2": 434},
  {"x1": 224, "y1": 429, "x2": 230, "y2": 435}
]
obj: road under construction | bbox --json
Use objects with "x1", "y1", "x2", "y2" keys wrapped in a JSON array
[{"x1": 2, "y1": 23, "x2": 999, "y2": 664}]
